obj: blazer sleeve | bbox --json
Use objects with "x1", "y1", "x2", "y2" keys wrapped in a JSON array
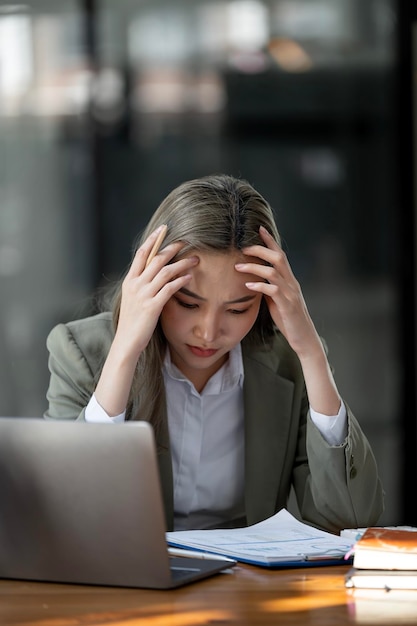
[
  {"x1": 44, "y1": 315, "x2": 112, "y2": 421},
  {"x1": 242, "y1": 332, "x2": 384, "y2": 532},
  {"x1": 293, "y1": 403, "x2": 384, "y2": 531}
]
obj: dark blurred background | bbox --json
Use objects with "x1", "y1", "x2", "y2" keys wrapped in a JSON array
[{"x1": 0, "y1": 0, "x2": 415, "y2": 526}]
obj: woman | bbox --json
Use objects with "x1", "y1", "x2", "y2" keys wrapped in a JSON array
[{"x1": 45, "y1": 174, "x2": 384, "y2": 533}]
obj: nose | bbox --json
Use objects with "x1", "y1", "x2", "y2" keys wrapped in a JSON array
[{"x1": 193, "y1": 312, "x2": 222, "y2": 344}]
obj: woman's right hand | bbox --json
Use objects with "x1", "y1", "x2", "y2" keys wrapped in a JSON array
[
  {"x1": 94, "y1": 226, "x2": 198, "y2": 416},
  {"x1": 115, "y1": 226, "x2": 198, "y2": 361}
]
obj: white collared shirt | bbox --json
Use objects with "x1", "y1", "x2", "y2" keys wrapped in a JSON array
[
  {"x1": 163, "y1": 344, "x2": 246, "y2": 530},
  {"x1": 85, "y1": 343, "x2": 347, "y2": 529}
]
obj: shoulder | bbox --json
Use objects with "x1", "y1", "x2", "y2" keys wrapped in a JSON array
[
  {"x1": 64, "y1": 311, "x2": 113, "y2": 337},
  {"x1": 47, "y1": 311, "x2": 114, "y2": 361}
]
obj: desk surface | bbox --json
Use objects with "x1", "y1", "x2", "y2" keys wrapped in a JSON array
[{"x1": 1, "y1": 564, "x2": 417, "y2": 626}]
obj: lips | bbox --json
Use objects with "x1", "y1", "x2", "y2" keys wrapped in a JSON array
[{"x1": 188, "y1": 345, "x2": 219, "y2": 358}]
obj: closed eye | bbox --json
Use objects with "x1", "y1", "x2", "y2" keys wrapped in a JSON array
[
  {"x1": 174, "y1": 297, "x2": 198, "y2": 309},
  {"x1": 229, "y1": 308, "x2": 250, "y2": 315}
]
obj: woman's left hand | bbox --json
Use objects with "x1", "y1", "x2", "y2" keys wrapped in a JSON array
[
  {"x1": 236, "y1": 226, "x2": 342, "y2": 417},
  {"x1": 235, "y1": 226, "x2": 322, "y2": 361}
]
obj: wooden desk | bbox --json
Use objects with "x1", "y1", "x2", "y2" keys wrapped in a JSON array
[{"x1": 1, "y1": 564, "x2": 417, "y2": 626}]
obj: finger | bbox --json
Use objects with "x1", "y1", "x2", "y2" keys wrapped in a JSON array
[
  {"x1": 243, "y1": 225, "x2": 292, "y2": 272},
  {"x1": 259, "y1": 225, "x2": 281, "y2": 248},
  {"x1": 241, "y1": 243, "x2": 283, "y2": 265},
  {"x1": 145, "y1": 224, "x2": 168, "y2": 267},
  {"x1": 151, "y1": 273, "x2": 193, "y2": 308},
  {"x1": 128, "y1": 225, "x2": 167, "y2": 277},
  {"x1": 144, "y1": 241, "x2": 179, "y2": 271},
  {"x1": 145, "y1": 249, "x2": 198, "y2": 288},
  {"x1": 244, "y1": 280, "x2": 282, "y2": 299},
  {"x1": 131, "y1": 240, "x2": 186, "y2": 280},
  {"x1": 239, "y1": 246, "x2": 296, "y2": 284},
  {"x1": 150, "y1": 255, "x2": 199, "y2": 289},
  {"x1": 242, "y1": 225, "x2": 281, "y2": 256},
  {"x1": 236, "y1": 260, "x2": 286, "y2": 284}
]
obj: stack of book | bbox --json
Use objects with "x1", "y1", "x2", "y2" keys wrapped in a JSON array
[{"x1": 345, "y1": 526, "x2": 417, "y2": 591}]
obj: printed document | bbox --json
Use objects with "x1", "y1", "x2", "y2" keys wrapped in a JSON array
[{"x1": 167, "y1": 508, "x2": 353, "y2": 567}]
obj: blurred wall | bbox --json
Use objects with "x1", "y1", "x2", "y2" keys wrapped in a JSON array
[{"x1": 0, "y1": 0, "x2": 413, "y2": 525}]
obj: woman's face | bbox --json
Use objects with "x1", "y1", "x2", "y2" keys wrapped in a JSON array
[{"x1": 160, "y1": 250, "x2": 262, "y2": 393}]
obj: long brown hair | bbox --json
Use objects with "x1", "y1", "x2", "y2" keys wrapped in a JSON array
[{"x1": 110, "y1": 174, "x2": 281, "y2": 432}]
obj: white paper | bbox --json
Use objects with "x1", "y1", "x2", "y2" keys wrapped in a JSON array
[{"x1": 167, "y1": 508, "x2": 353, "y2": 565}]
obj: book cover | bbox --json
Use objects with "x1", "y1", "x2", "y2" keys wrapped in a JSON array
[{"x1": 353, "y1": 527, "x2": 417, "y2": 570}]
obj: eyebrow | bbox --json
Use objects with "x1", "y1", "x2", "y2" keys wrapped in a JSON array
[{"x1": 178, "y1": 287, "x2": 257, "y2": 305}]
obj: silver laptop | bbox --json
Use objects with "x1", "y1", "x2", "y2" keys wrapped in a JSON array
[{"x1": 0, "y1": 417, "x2": 234, "y2": 589}]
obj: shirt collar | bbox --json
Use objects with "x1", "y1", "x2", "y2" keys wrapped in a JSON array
[{"x1": 163, "y1": 343, "x2": 244, "y2": 395}]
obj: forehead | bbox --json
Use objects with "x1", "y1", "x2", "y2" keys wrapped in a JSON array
[
  {"x1": 184, "y1": 250, "x2": 258, "y2": 299},
  {"x1": 186, "y1": 250, "x2": 245, "y2": 273}
]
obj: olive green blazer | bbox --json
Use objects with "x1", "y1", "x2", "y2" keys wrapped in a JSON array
[{"x1": 45, "y1": 312, "x2": 384, "y2": 533}]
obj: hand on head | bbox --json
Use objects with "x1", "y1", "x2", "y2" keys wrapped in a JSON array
[
  {"x1": 235, "y1": 226, "x2": 321, "y2": 359},
  {"x1": 115, "y1": 226, "x2": 198, "y2": 361}
]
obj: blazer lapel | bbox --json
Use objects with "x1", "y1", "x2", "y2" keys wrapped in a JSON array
[{"x1": 243, "y1": 346, "x2": 296, "y2": 525}]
